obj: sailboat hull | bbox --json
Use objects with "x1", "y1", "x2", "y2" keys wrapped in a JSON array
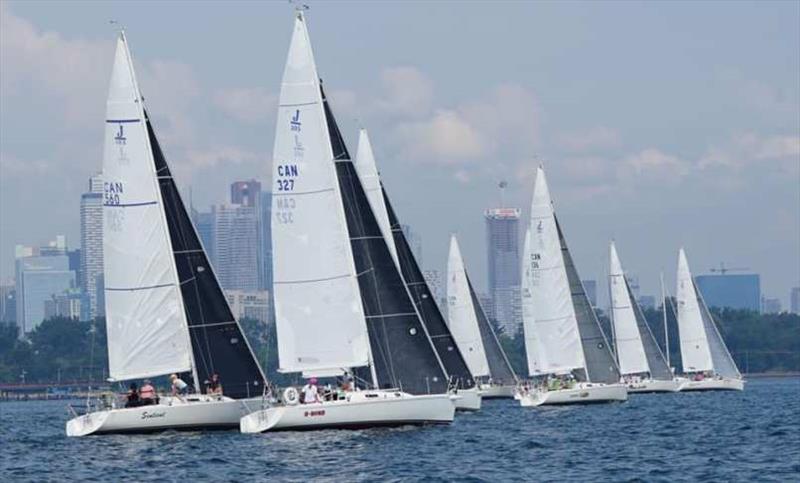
[
  {"x1": 625, "y1": 378, "x2": 685, "y2": 393},
  {"x1": 478, "y1": 383, "x2": 516, "y2": 399},
  {"x1": 239, "y1": 391, "x2": 454, "y2": 433},
  {"x1": 680, "y1": 377, "x2": 744, "y2": 392},
  {"x1": 453, "y1": 387, "x2": 482, "y2": 411},
  {"x1": 66, "y1": 395, "x2": 261, "y2": 437},
  {"x1": 518, "y1": 383, "x2": 628, "y2": 407}
]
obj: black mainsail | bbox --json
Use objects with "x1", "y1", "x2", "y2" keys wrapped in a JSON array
[{"x1": 146, "y1": 111, "x2": 267, "y2": 398}]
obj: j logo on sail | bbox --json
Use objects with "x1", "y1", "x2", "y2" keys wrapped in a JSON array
[
  {"x1": 290, "y1": 109, "x2": 302, "y2": 132},
  {"x1": 114, "y1": 124, "x2": 127, "y2": 145}
]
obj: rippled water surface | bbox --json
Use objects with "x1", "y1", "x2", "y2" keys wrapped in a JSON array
[{"x1": 2, "y1": 378, "x2": 799, "y2": 481}]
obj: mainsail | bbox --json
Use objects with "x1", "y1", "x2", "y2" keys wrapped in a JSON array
[
  {"x1": 521, "y1": 168, "x2": 585, "y2": 377},
  {"x1": 609, "y1": 242, "x2": 672, "y2": 380},
  {"x1": 353, "y1": 129, "x2": 475, "y2": 390},
  {"x1": 677, "y1": 249, "x2": 741, "y2": 378},
  {"x1": 103, "y1": 33, "x2": 193, "y2": 382},
  {"x1": 448, "y1": 236, "x2": 517, "y2": 383},
  {"x1": 676, "y1": 249, "x2": 713, "y2": 373},
  {"x1": 273, "y1": 12, "x2": 449, "y2": 394}
]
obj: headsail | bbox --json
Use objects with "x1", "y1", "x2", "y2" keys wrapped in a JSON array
[
  {"x1": 102, "y1": 33, "x2": 192, "y2": 381},
  {"x1": 609, "y1": 241, "x2": 649, "y2": 375},
  {"x1": 447, "y1": 236, "x2": 491, "y2": 378},
  {"x1": 558, "y1": 218, "x2": 620, "y2": 384},
  {"x1": 521, "y1": 167, "x2": 585, "y2": 377},
  {"x1": 148, "y1": 111, "x2": 266, "y2": 398},
  {"x1": 271, "y1": 12, "x2": 370, "y2": 375},
  {"x1": 696, "y1": 283, "x2": 741, "y2": 378},
  {"x1": 676, "y1": 249, "x2": 713, "y2": 373}
]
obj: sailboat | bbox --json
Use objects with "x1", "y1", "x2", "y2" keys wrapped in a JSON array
[
  {"x1": 353, "y1": 128, "x2": 481, "y2": 411},
  {"x1": 239, "y1": 11, "x2": 455, "y2": 433},
  {"x1": 446, "y1": 235, "x2": 518, "y2": 398},
  {"x1": 608, "y1": 242, "x2": 683, "y2": 392},
  {"x1": 675, "y1": 249, "x2": 744, "y2": 391},
  {"x1": 517, "y1": 167, "x2": 627, "y2": 406},
  {"x1": 67, "y1": 32, "x2": 267, "y2": 437}
]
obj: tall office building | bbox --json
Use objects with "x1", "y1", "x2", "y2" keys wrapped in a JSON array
[
  {"x1": 80, "y1": 174, "x2": 104, "y2": 320},
  {"x1": 192, "y1": 208, "x2": 216, "y2": 264},
  {"x1": 15, "y1": 239, "x2": 76, "y2": 333},
  {"x1": 212, "y1": 203, "x2": 259, "y2": 291},
  {"x1": 231, "y1": 180, "x2": 272, "y2": 291},
  {"x1": 791, "y1": 287, "x2": 800, "y2": 315},
  {"x1": 485, "y1": 208, "x2": 521, "y2": 335},
  {"x1": 695, "y1": 273, "x2": 760, "y2": 311},
  {"x1": 259, "y1": 190, "x2": 272, "y2": 290}
]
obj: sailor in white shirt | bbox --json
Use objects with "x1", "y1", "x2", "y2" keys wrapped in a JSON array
[{"x1": 302, "y1": 377, "x2": 320, "y2": 404}]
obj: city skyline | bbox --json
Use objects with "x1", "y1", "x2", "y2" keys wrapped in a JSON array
[{"x1": 1, "y1": 1, "x2": 798, "y2": 307}]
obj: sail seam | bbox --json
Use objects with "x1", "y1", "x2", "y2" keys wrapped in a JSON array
[
  {"x1": 273, "y1": 188, "x2": 334, "y2": 197},
  {"x1": 104, "y1": 201, "x2": 158, "y2": 208},
  {"x1": 274, "y1": 273, "x2": 351, "y2": 284},
  {"x1": 364, "y1": 312, "x2": 417, "y2": 319},
  {"x1": 105, "y1": 283, "x2": 174, "y2": 292}
]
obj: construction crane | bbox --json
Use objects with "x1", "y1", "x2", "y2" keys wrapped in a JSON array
[{"x1": 709, "y1": 262, "x2": 750, "y2": 275}]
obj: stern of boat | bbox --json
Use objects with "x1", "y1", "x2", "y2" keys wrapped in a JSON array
[{"x1": 66, "y1": 410, "x2": 110, "y2": 437}]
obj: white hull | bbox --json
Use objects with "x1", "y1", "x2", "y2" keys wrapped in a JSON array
[
  {"x1": 625, "y1": 378, "x2": 685, "y2": 393},
  {"x1": 240, "y1": 390, "x2": 454, "y2": 433},
  {"x1": 453, "y1": 387, "x2": 482, "y2": 411},
  {"x1": 680, "y1": 377, "x2": 744, "y2": 392},
  {"x1": 66, "y1": 395, "x2": 258, "y2": 437},
  {"x1": 478, "y1": 384, "x2": 516, "y2": 399},
  {"x1": 519, "y1": 383, "x2": 628, "y2": 407}
]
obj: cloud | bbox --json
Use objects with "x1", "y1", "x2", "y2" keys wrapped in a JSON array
[
  {"x1": 556, "y1": 126, "x2": 621, "y2": 153},
  {"x1": 375, "y1": 66, "x2": 433, "y2": 117},
  {"x1": 183, "y1": 146, "x2": 263, "y2": 169},
  {"x1": 394, "y1": 110, "x2": 486, "y2": 162},
  {"x1": 699, "y1": 132, "x2": 800, "y2": 174},
  {"x1": 213, "y1": 87, "x2": 277, "y2": 124}
]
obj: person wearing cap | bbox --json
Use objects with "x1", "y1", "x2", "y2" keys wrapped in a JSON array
[
  {"x1": 301, "y1": 377, "x2": 320, "y2": 404},
  {"x1": 170, "y1": 374, "x2": 189, "y2": 397},
  {"x1": 140, "y1": 379, "x2": 157, "y2": 405}
]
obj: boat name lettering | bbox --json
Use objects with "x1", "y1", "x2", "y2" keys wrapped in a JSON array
[
  {"x1": 304, "y1": 410, "x2": 325, "y2": 417},
  {"x1": 140, "y1": 411, "x2": 166, "y2": 420}
]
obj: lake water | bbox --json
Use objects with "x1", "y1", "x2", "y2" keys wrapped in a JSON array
[{"x1": 2, "y1": 378, "x2": 798, "y2": 481}]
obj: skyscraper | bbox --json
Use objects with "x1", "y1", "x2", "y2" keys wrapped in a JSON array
[
  {"x1": 15, "y1": 239, "x2": 76, "y2": 333},
  {"x1": 231, "y1": 180, "x2": 271, "y2": 291},
  {"x1": 80, "y1": 173, "x2": 104, "y2": 319},
  {"x1": 485, "y1": 208, "x2": 521, "y2": 335},
  {"x1": 212, "y1": 203, "x2": 259, "y2": 291},
  {"x1": 192, "y1": 208, "x2": 215, "y2": 264},
  {"x1": 259, "y1": 190, "x2": 272, "y2": 290}
]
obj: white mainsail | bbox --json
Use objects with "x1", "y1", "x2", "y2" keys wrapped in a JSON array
[
  {"x1": 354, "y1": 128, "x2": 399, "y2": 267},
  {"x1": 521, "y1": 167, "x2": 585, "y2": 376},
  {"x1": 608, "y1": 241, "x2": 649, "y2": 375},
  {"x1": 271, "y1": 12, "x2": 370, "y2": 374},
  {"x1": 676, "y1": 248, "x2": 713, "y2": 373},
  {"x1": 102, "y1": 33, "x2": 193, "y2": 381},
  {"x1": 446, "y1": 236, "x2": 491, "y2": 378}
]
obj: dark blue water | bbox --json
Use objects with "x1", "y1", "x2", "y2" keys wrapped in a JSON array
[{"x1": 2, "y1": 378, "x2": 799, "y2": 482}]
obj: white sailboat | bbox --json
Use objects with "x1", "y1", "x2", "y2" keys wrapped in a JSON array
[
  {"x1": 352, "y1": 128, "x2": 481, "y2": 411},
  {"x1": 239, "y1": 11, "x2": 455, "y2": 432},
  {"x1": 447, "y1": 236, "x2": 518, "y2": 398},
  {"x1": 676, "y1": 249, "x2": 744, "y2": 391},
  {"x1": 517, "y1": 167, "x2": 627, "y2": 406},
  {"x1": 608, "y1": 242, "x2": 683, "y2": 393},
  {"x1": 67, "y1": 32, "x2": 268, "y2": 437}
]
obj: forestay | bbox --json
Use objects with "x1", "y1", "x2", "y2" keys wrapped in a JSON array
[
  {"x1": 676, "y1": 249, "x2": 713, "y2": 373},
  {"x1": 102, "y1": 34, "x2": 192, "y2": 381},
  {"x1": 609, "y1": 242, "x2": 649, "y2": 375},
  {"x1": 522, "y1": 167, "x2": 585, "y2": 377},
  {"x1": 447, "y1": 236, "x2": 491, "y2": 378},
  {"x1": 271, "y1": 13, "x2": 370, "y2": 374}
]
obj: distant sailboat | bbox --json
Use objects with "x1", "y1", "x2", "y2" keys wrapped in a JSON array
[
  {"x1": 67, "y1": 31, "x2": 267, "y2": 437},
  {"x1": 447, "y1": 235, "x2": 518, "y2": 398},
  {"x1": 239, "y1": 11, "x2": 455, "y2": 432},
  {"x1": 353, "y1": 128, "x2": 481, "y2": 411},
  {"x1": 517, "y1": 167, "x2": 627, "y2": 406},
  {"x1": 676, "y1": 249, "x2": 744, "y2": 391},
  {"x1": 608, "y1": 242, "x2": 683, "y2": 392}
]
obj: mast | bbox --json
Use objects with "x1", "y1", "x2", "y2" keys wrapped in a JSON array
[{"x1": 661, "y1": 271, "x2": 670, "y2": 368}]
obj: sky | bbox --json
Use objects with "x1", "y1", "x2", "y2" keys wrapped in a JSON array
[{"x1": 1, "y1": 0, "x2": 798, "y2": 306}]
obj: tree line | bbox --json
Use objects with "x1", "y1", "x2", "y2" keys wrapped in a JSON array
[{"x1": 1, "y1": 306, "x2": 798, "y2": 384}]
